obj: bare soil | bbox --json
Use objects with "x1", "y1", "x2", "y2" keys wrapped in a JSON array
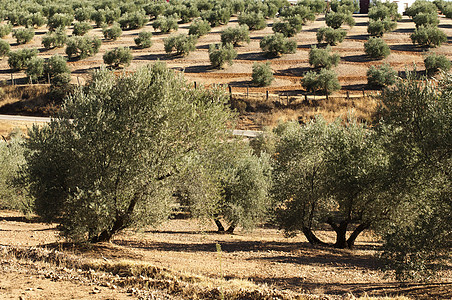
[{"x1": 0, "y1": 210, "x2": 451, "y2": 299}]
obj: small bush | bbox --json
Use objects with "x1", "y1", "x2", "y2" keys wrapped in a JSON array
[
  {"x1": 72, "y1": 21, "x2": 92, "y2": 36},
  {"x1": 134, "y1": 31, "x2": 152, "y2": 48},
  {"x1": 164, "y1": 34, "x2": 197, "y2": 56},
  {"x1": 0, "y1": 40, "x2": 10, "y2": 57},
  {"x1": 238, "y1": 12, "x2": 266, "y2": 30},
  {"x1": 331, "y1": 0, "x2": 359, "y2": 13},
  {"x1": 103, "y1": 23, "x2": 122, "y2": 41},
  {"x1": 369, "y1": 4, "x2": 401, "y2": 21},
  {"x1": 279, "y1": 5, "x2": 316, "y2": 23},
  {"x1": 316, "y1": 27, "x2": 347, "y2": 45},
  {"x1": 44, "y1": 55, "x2": 71, "y2": 83},
  {"x1": 367, "y1": 18, "x2": 397, "y2": 37},
  {"x1": 119, "y1": 11, "x2": 148, "y2": 30},
  {"x1": 364, "y1": 37, "x2": 390, "y2": 59},
  {"x1": 413, "y1": 12, "x2": 439, "y2": 28},
  {"x1": 91, "y1": 10, "x2": 106, "y2": 27},
  {"x1": 65, "y1": 36, "x2": 101, "y2": 60},
  {"x1": 13, "y1": 28, "x2": 35, "y2": 44},
  {"x1": 202, "y1": 7, "x2": 231, "y2": 27},
  {"x1": 297, "y1": 0, "x2": 326, "y2": 14},
  {"x1": 301, "y1": 69, "x2": 341, "y2": 95},
  {"x1": 252, "y1": 62, "x2": 274, "y2": 86},
  {"x1": 75, "y1": 7, "x2": 93, "y2": 22},
  {"x1": 153, "y1": 15, "x2": 178, "y2": 33},
  {"x1": 179, "y1": 5, "x2": 200, "y2": 23},
  {"x1": 410, "y1": 25, "x2": 447, "y2": 47},
  {"x1": 103, "y1": 47, "x2": 133, "y2": 68},
  {"x1": 424, "y1": 52, "x2": 451, "y2": 74},
  {"x1": 405, "y1": 0, "x2": 437, "y2": 17},
  {"x1": 272, "y1": 15, "x2": 304, "y2": 37},
  {"x1": 48, "y1": 13, "x2": 73, "y2": 31},
  {"x1": 8, "y1": 48, "x2": 38, "y2": 71},
  {"x1": 25, "y1": 57, "x2": 44, "y2": 81},
  {"x1": 42, "y1": 27, "x2": 67, "y2": 49},
  {"x1": 144, "y1": 2, "x2": 168, "y2": 19},
  {"x1": 0, "y1": 24, "x2": 12, "y2": 38},
  {"x1": 309, "y1": 45, "x2": 340, "y2": 69},
  {"x1": 188, "y1": 19, "x2": 211, "y2": 37},
  {"x1": 366, "y1": 63, "x2": 397, "y2": 87},
  {"x1": 209, "y1": 43, "x2": 237, "y2": 69},
  {"x1": 260, "y1": 33, "x2": 297, "y2": 57},
  {"x1": 221, "y1": 25, "x2": 250, "y2": 46},
  {"x1": 325, "y1": 11, "x2": 355, "y2": 29}
]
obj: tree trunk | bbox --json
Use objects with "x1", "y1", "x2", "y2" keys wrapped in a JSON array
[
  {"x1": 226, "y1": 224, "x2": 236, "y2": 233},
  {"x1": 327, "y1": 218, "x2": 349, "y2": 249},
  {"x1": 214, "y1": 219, "x2": 225, "y2": 232},
  {"x1": 346, "y1": 223, "x2": 370, "y2": 249},
  {"x1": 302, "y1": 227, "x2": 328, "y2": 246}
]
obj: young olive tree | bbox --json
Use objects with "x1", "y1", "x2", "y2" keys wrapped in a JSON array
[
  {"x1": 367, "y1": 18, "x2": 397, "y2": 37},
  {"x1": 44, "y1": 54, "x2": 71, "y2": 85},
  {"x1": 153, "y1": 15, "x2": 178, "y2": 33},
  {"x1": 423, "y1": 52, "x2": 451, "y2": 74},
  {"x1": 102, "y1": 23, "x2": 122, "y2": 41},
  {"x1": 25, "y1": 57, "x2": 45, "y2": 81},
  {"x1": 316, "y1": 27, "x2": 347, "y2": 46},
  {"x1": 209, "y1": 43, "x2": 237, "y2": 69},
  {"x1": 164, "y1": 34, "x2": 197, "y2": 57},
  {"x1": 8, "y1": 48, "x2": 38, "y2": 71},
  {"x1": 308, "y1": 45, "x2": 340, "y2": 69},
  {"x1": 252, "y1": 62, "x2": 274, "y2": 86},
  {"x1": 366, "y1": 63, "x2": 397, "y2": 87},
  {"x1": 221, "y1": 25, "x2": 250, "y2": 47},
  {"x1": 272, "y1": 15, "x2": 304, "y2": 37},
  {"x1": 301, "y1": 69, "x2": 341, "y2": 95},
  {"x1": 260, "y1": 33, "x2": 297, "y2": 57},
  {"x1": 21, "y1": 63, "x2": 234, "y2": 243},
  {"x1": 13, "y1": 28, "x2": 35, "y2": 44},
  {"x1": 0, "y1": 24, "x2": 13, "y2": 38},
  {"x1": 103, "y1": 47, "x2": 133, "y2": 68},
  {"x1": 0, "y1": 40, "x2": 10, "y2": 57},
  {"x1": 237, "y1": 12, "x2": 266, "y2": 30},
  {"x1": 364, "y1": 37, "x2": 390, "y2": 59},
  {"x1": 188, "y1": 19, "x2": 211, "y2": 37},
  {"x1": 42, "y1": 27, "x2": 67, "y2": 49},
  {"x1": 65, "y1": 36, "x2": 101, "y2": 60},
  {"x1": 410, "y1": 25, "x2": 447, "y2": 47},
  {"x1": 72, "y1": 21, "x2": 92, "y2": 36},
  {"x1": 325, "y1": 11, "x2": 355, "y2": 29},
  {"x1": 134, "y1": 31, "x2": 153, "y2": 48}
]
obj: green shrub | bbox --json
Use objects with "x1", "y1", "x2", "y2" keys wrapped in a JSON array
[
  {"x1": 134, "y1": 31, "x2": 153, "y2": 48},
  {"x1": 0, "y1": 40, "x2": 10, "y2": 57},
  {"x1": 103, "y1": 47, "x2": 133, "y2": 68},
  {"x1": 238, "y1": 12, "x2": 266, "y2": 30},
  {"x1": 297, "y1": 0, "x2": 326, "y2": 14},
  {"x1": 325, "y1": 11, "x2": 355, "y2": 29},
  {"x1": 410, "y1": 25, "x2": 447, "y2": 47},
  {"x1": 209, "y1": 43, "x2": 237, "y2": 69},
  {"x1": 369, "y1": 3, "x2": 401, "y2": 21},
  {"x1": 44, "y1": 54, "x2": 71, "y2": 84},
  {"x1": 179, "y1": 5, "x2": 200, "y2": 23},
  {"x1": 103, "y1": 23, "x2": 122, "y2": 41},
  {"x1": 153, "y1": 15, "x2": 178, "y2": 33},
  {"x1": 0, "y1": 23, "x2": 12, "y2": 38},
  {"x1": 424, "y1": 52, "x2": 451, "y2": 74},
  {"x1": 164, "y1": 34, "x2": 197, "y2": 56},
  {"x1": 252, "y1": 62, "x2": 274, "y2": 86},
  {"x1": 367, "y1": 18, "x2": 397, "y2": 36},
  {"x1": 19, "y1": 12, "x2": 46, "y2": 28},
  {"x1": 316, "y1": 27, "x2": 347, "y2": 45},
  {"x1": 42, "y1": 27, "x2": 67, "y2": 49},
  {"x1": 301, "y1": 69, "x2": 341, "y2": 95},
  {"x1": 8, "y1": 48, "x2": 38, "y2": 71},
  {"x1": 188, "y1": 19, "x2": 211, "y2": 37},
  {"x1": 65, "y1": 36, "x2": 101, "y2": 60},
  {"x1": 331, "y1": 0, "x2": 359, "y2": 13},
  {"x1": 202, "y1": 7, "x2": 231, "y2": 27},
  {"x1": 119, "y1": 11, "x2": 148, "y2": 30},
  {"x1": 13, "y1": 28, "x2": 35, "y2": 44},
  {"x1": 144, "y1": 2, "x2": 168, "y2": 19},
  {"x1": 74, "y1": 7, "x2": 93, "y2": 22},
  {"x1": 364, "y1": 37, "x2": 390, "y2": 59},
  {"x1": 260, "y1": 33, "x2": 297, "y2": 57},
  {"x1": 91, "y1": 10, "x2": 106, "y2": 27},
  {"x1": 279, "y1": 4, "x2": 316, "y2": 23},
  {"x1": 221, "y1": 25, "x2": 250, "y2": 46},
  {"x1": 272, "y1": 15, "x2": 304, "y2": 37},
  {"x1": 405, "y1": 0, "x2": 437, "y2": 17},
  {"x1": 73, "y1": 21, "x2": 92, "y2": 36},
  {"x1": 366, "y1": 63, "x2": 397, "y2": 87},
  {"x1": 413, "y1": 12, "x2": 439, "y2": 28},
  {"x1": 309, "y1": 45, "x2": 340, "y2": 69},
  {"x1": 25, "y1": 56, "x2": 44, "y2": 81},
  {"x1": 443, "y1": 3, "x2": 452, "y2": 18},
  {"x1": 48, "y1": 13, "x2": 73, "y2": 31}
]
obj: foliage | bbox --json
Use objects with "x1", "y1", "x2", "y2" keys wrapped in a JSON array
[
  {"x1": 405, "y1": 0, "x2": 437, "y2": 17},
  {"x1": 272, "y1": 15, "x2": 304, "y2": 37},
  {"x1": 48, "y1": 13, "x2": 73, "y2": 31},
  {"x1": 102, "y1": 23, "x2": 122, "y2": 41},
  {"x1": 42, "y1": 27, "x2": 67, "y2": 49},
  {"x1": 308, "y1": 45, "x2": 340, "y2": 69},
  {"x1": 188, "y1": 19, "x2": 211, "y2": 37},
  {"x1": 202, "y1": 7, "x2": 231, "y2": 27},
  {"x1": 260, "y1": 33, "x2": 297, "y2": 57},
  {"x1": 297, "y1": 0, "x2": 326, "y2": 14},
  {"x1": 103, "y1": 46, "x2": 133, "y2": 68},
  {"x1": 252, "y1": 62, "x2": 274, "y2": 86},
  {"x1": 8, "y1": 48, "x2": 38, "y2": 71},
  {"x1": 65, "y1": 36, "x2": 101, "y2": 60},
  {"x1": 410, "y1": 25, "x2": 447, "y2": 47},
  {"x1": 369, "y1": 2, "x2": 401, "y2": 21},
  {"x1": 316, "y1": 27, "x2": 347, "y2": 45},
  {"x1": 72, "y1": 21, "x2": 92, "y2": 36},
  {"x1": 118, "y1": 11, "x2": 148, "y2": 30},
  {"x1": 366, "y1": 63, "x2": 397, "y2": 87},
  {"x1": 153, "y1": 15, "x2": 178, "y2": 33},
  {"x1": 90, "y1": 10, "x2": 107, "y2": 27},
  {"x1": 209, "y1": 43, "x2": 237, "y2": 69},
  {"x1": 221, "y1": 25, "x2": 250, "y2": 46},
  {"x1": 25, "y1": 56, "x2": 44, "y2": 81},
  {"x1": 134, "y1": 31, "x2": 152, "y2": 48},
  {"x1": 74, "y1": 7, "x2": 93, "y2": 22},
  {"x1": 0, "y1": 40, "x2": 10, "y2": 57},
  {"x1": 20, "y1": 63, "x2": 234, "y2": 243},
  {"x1": 330, "y1": 0, "x2": 359, "y2": 13},
  {"x1": 302, "y1": 69, "x2": 341, "y2": 95},
  {"x1": 238, "y1": 12, "x2": 266, "y2": 30},
  {"x1": 367, "y1": 18, "x2": 397, "y2": 37},
  {"x1": 12, "y1": 28, "x2": 35, "y2": 44},
  {"x1": 325, "y1": 11, "x2": 355, "y2": 29},
  {"x1": 364, "y1": 37, "x2": 390, "y2": 59},
  {"x1": 279, "y1": 4, "x2": 316, "y2": 23},
  {"x1": 44, "y1": 54, "x2": 71, "y2": 85},
  {"x1": 179, "y1": 5, "x2": 200, "y2": 23},
  {"x1": 413, "y1": 12, "x2": 439, "y2": 28},
  {"x1": 423, "y1": 52, "x2": 451, "y2": 74},
  {"x1": 164, "y1": 34, "x2": 197, "y2": 57},
  {"x1": 0, "y1": 23, "x2": 12, "y2": 38}
]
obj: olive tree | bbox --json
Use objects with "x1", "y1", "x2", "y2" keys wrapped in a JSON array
[
  {"x1": 164, "y1": 34, "x2": 197, "y2": 57},
  {"x1": 21, "y1": 63, "x2": 234, "y2": 243},
  {"x1": 12, "y1": 28, "x2": 35, "y2": 44},
  {"x1": 65, "y1": 36, "x2": 101, "y2": 60},
  {"x1": 301, "y1": 69, "x2": 341, "y2": 95},
  {"x1": 364, "y1": 37, "x2": 390, "y2": 59},
  {"x1": 252, "y1": 62, "x2": 274, "y2": 86},
  {"x1": 316, "y1": 27, "x2": 347, "y2": 46},
  {"x1": 410, "y1": 25, "x2": 447, "y2": 47},
  {"x1": 221, "y1": 25, "x2": 250, "y2": 47},
  {"x1": 325, "y1": 11, "x2": 355, "y2": 29},
  {"x1": 0, "y1": 40, "x2": 10, "y2": 57},
  {"x1": 103, "y1": 47, "x2": 133, "y2": 68},
  {"x1": 308, "y1": 46, "x2": 340, "y2": 69},
  {"x1": 366, "y1": 63, "x2": 397, "y2": 87},
  {"x1": 8, "y1": 48, "x2": 38, "y2": 71},
  {"x1": 134, "y1": 31, "x2": 153, "y2": 48},
  {"x1": 209, "y1": 43, "x2": 237, "y2": 69},
  {"x1": 42, "y1": 27, "x2": 67, "y2": 49},
  {"x1": 260, "y1": 33, "x2": 297, "y2": 57},
  {"x1": 188, "y1": 19, "x2": 211, "y2": 37},
  {"x1": 423, "y1": 52, "x2": 451, "y2": 74}
]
